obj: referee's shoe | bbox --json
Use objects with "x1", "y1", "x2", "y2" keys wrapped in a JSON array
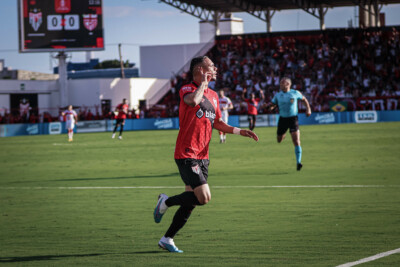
[{"x1": 297, "y1": 163, "x2": 303, "y2": 171}]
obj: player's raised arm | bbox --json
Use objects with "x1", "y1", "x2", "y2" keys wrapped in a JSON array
[
  {"x1": 184, "y1": 65, "x2": 212, "y2": 107},
  {"x1": 214, "y1": 119, "x2": 259, "y2": 142}
]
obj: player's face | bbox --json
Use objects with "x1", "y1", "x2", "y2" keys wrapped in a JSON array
[
  {"x1": 219, "y1": 90, "x2": 224, "y2": 97},
  {"x1": 202, "y1": 58, "x2": 217, "y2": 81},
  {"x1": 280, "y1": 79, "x2": 291, "y2": 91}
]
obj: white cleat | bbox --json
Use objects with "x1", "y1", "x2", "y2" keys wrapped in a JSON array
[
  {"x1": 118, "y1": 136, "x2": 122, "y2": 140},
  {"x1": 112, "y1": 133, "x2": 116, "y2": 139}
]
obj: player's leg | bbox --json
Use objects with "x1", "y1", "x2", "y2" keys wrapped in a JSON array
[
  {"x1": 277, "y1": 117, "x2": 288, "y2": 143},
  {"x1": 155, "y1": 159, "x2": 210, "y2": 252},
  {"x1": 160, "y1": 185, "x2": 195, "y2": 252},
  {"x1": 119, "y1": 120, "x2": 125, "y2": 139},
  {"x1": 289, "y1": 117, "x2": 302, "y2": 170},
  {"x1": 251, "y1": 115, "x2": 257, "y2": 131},
  {"x1": 112, "y1": 120, "x2": 119, "y2": 138},
  {"x1": 248, "y1": 115, "x2": 253, "y2": 131},
  {"x1": 70, "y1": 124, "x2": 75, "y2": 141}
]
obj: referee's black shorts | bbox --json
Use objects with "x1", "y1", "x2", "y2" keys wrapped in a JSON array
[
  {"x1": 175, "y1": 159, "x2": 209, "y2": 189},
  {"x1": 277, "y1": 116, "x2": 299, "y2": 136}
]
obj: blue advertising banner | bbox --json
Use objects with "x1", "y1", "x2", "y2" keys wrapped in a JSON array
[{"x1": 1, "y1": 111, "x2": 399, "y2": 137}]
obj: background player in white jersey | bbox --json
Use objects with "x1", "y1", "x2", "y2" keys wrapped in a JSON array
[
  {"x1": 218, "y1": 89, "x2": 233, "y2": 143},
  {"x1": 62, "y1": 105, "x2": 78, "y2": 142}
]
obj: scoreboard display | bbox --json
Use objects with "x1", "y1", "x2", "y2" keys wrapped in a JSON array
[{"x1": 18, "y1": 0, "x2": 104, "y2": 52}]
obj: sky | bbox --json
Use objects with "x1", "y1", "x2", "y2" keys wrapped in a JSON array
[{"x1": 0, "y1": 0, "x2": 400, "y2": 74}]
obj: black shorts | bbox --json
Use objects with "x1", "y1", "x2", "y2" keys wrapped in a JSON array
[
  {"x1": 248, "y1": 114, "x2": 256, "y2": 122},
  {"x1": 277, "y1": 116, "x2": 299, "y2": 136},
  {"x1": 175, "y1": 159, "x2": 209, "y2": 189},
  {"x1": 115, "y1": 118, "x2": 125, "y2": 125}
]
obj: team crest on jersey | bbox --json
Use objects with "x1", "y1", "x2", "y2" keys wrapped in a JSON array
[
  {"x1": 83, "y1": 14, "x2": 98, "y2": 31},
  {"x1": 196, "y1": 108, "x2": 204, "y2": 119},
  {"x1": 29, "y1": 10, "x2": 42, "y2": 32},
  {"x1": 191, "y1": 165, "x2": 200, "y2": 175},
  {"x1": 213, "y1": 98, "x2": 218, "y2": 108},
  {"x1": 290, "y1": 98, "x2": 294, "y2": 104}
]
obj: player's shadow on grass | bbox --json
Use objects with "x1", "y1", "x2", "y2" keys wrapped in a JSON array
[
  {"x1": 0, "y1": 253, "x2": 105, "y2": 263},
  {"x1": 53, "y1": 172, "x2": 179, "y2": 182},
  {"x1": 0, "y1": 251, "x2": 164, "y2": 262},
  {"x1": 8, "y1": 173, "x2": 179, "y2": 183}
]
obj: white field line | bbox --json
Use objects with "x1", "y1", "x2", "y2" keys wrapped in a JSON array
[
  {"x1": 0, "y1": 185, "x2": 399, "y2": 190},
  {"x1": 336, "y1": 248, "x2": 400, "y2": 267}
]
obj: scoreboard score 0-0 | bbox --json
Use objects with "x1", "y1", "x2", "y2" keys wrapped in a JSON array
[{"x1": 18, "y1": 0, "x2": 104, "y2": 52}]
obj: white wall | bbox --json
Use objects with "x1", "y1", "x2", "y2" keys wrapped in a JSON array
[
  {"x1": 0, "y1": 77, "x2": 168, "y2": 115},
  {"x1": 0, "y1": 94, "x2": 9, "y2": 115},
  {"x1": 140, "y1": 43, "x2": 211, "y2": 79},
  {"x1": 200, "y1": 18, "x2": 244, "y2": 43}
]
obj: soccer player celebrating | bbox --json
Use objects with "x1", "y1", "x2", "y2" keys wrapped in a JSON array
[
  {"x1": 218, "y1": 89, "x2": 233, "y2": 143},
  {"x1": 62, "y1": 105, "x2": 77, "y2": 142},
  {"x1": 112, "y1": 98, "x2": 129, "y2": 140},
  {"x1": 153, "y1": 56, "x2": 258, "y2": 253},
  {"x1": 242, "y1": 88, "x2": 264, "y2": 131},
  {"x1": 266, "y1": 77, "x2": 311, "y2": 171}
]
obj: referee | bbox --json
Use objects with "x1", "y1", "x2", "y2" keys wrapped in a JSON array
[{"x1": 267, "y1": 77, "x2": 311, "y2": 171}]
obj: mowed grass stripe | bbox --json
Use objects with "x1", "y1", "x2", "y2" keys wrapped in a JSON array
[{"x1": 1, "y1": 122, "x2": 399, "y2": 266}]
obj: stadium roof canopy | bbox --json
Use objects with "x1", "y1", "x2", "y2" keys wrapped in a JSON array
[{"x1": 160, "y1": 0, "x2": 400, "y2": 29}]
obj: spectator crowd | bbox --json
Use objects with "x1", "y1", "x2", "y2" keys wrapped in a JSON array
[{"x1": 1, "y1": 27, "x2": 400, "y2": 124}]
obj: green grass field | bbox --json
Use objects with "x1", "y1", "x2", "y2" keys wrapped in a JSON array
[{"x1": 1, "y1": 122, "x2": 400, "y2": 266}]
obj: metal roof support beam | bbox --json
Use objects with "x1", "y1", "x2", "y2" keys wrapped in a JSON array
[
  {"x1": 266, "y1": 8, "x2": 276, "y2": 32},
  {"x1": 319, "y1": 6, "x2": 329, "y2": 30},
  {"x1": 160, "y1": 0, "x2": 222, "y2": 23},
  {"x1": 291, "y1": 0, "x2": 320, "y2": 18},
  {"x1": 223, "y1": 0, "x2": 273, "y2": 23}
]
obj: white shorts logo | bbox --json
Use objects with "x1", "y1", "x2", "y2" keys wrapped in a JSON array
[{"x1": 191, "y1": 165, "x2": 200, "y2": 175}]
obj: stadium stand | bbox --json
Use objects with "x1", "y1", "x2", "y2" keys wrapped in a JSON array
[{"x1": 151, "y1": 27, "x2": 400, "y2": 118}]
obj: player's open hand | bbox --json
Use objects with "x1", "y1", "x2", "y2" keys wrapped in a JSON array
[{"x1": 240, "y1": 129, "x2": 259, "y2": 142}]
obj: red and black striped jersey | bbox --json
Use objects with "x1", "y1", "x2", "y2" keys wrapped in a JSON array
[{"x1": 174, "y1": 81, "x2": 221, "y2": 160}]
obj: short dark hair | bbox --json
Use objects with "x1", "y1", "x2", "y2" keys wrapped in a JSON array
[{"x1": 189, "y1": 56, "x2": 207, "y2": 74}]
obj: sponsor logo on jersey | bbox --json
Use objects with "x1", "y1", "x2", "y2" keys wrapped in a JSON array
[
  {"x1": 29, "y1": 10, "x2": 42, "y2": 32},
  {"x1": 196, "y1": 108, "x2": 204, "y2": 118},
  {"x1": 290, "y1": 98, "x2": 294, "y2": 104},
  {"x1": 83, "y1": 14, "x2": 98, "y2": 31}
]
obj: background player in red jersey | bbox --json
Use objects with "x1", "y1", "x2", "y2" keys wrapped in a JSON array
[
  {"x1": 112, "y1": 98, "x2": 129, "y2": 140},
  {"x1": 153, "y1": 56, "x2": 258, "y2": 253},
  {"x1": 242, "y1": 88, "x2": 265, "y2": 131}
]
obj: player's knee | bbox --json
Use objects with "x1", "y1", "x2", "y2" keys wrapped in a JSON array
[{"x1": 198, "y1": 194, "x2": 211, "y2": 205}]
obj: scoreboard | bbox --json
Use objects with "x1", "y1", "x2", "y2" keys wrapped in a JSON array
[{"x1": 18, "y1": 0, "x2": 104, "y2": 52}]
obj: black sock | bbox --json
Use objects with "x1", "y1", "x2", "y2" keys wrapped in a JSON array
[
  {"x1": 113, "y1": 125, "x2": 118, "y2": 133},
  {"x1": 165, "y1": 191, "x2": 201, "y2": 207},
  {"x1": 165, "y1": 205, "x2": 195, "y2": 238},
  {"x1": 119, "y1": 124, "x2": 124, "y2": 136}
]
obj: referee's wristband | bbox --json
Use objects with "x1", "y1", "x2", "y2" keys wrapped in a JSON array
[{"x1": 233, "y1": 127, "x2": 241, "y2": 135}]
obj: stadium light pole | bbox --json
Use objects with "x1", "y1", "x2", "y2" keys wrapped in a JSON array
[
  {"x1": 57, "y1": 52, "x2": 68, "y2": 108},
  {"x1": 118, "y1": 43, "x2": 125, "y2": 79}
]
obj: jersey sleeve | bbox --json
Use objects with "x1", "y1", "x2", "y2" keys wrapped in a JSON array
[
  {"x1": 227, "y1": 97, "x2": 232, "y2": 105},
  {"x1": 296, "y1": 90, "x2": 304, "y2": 100},
  {"x1": 179, "y1": 84, "x2": 196, "y2": 100}
]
